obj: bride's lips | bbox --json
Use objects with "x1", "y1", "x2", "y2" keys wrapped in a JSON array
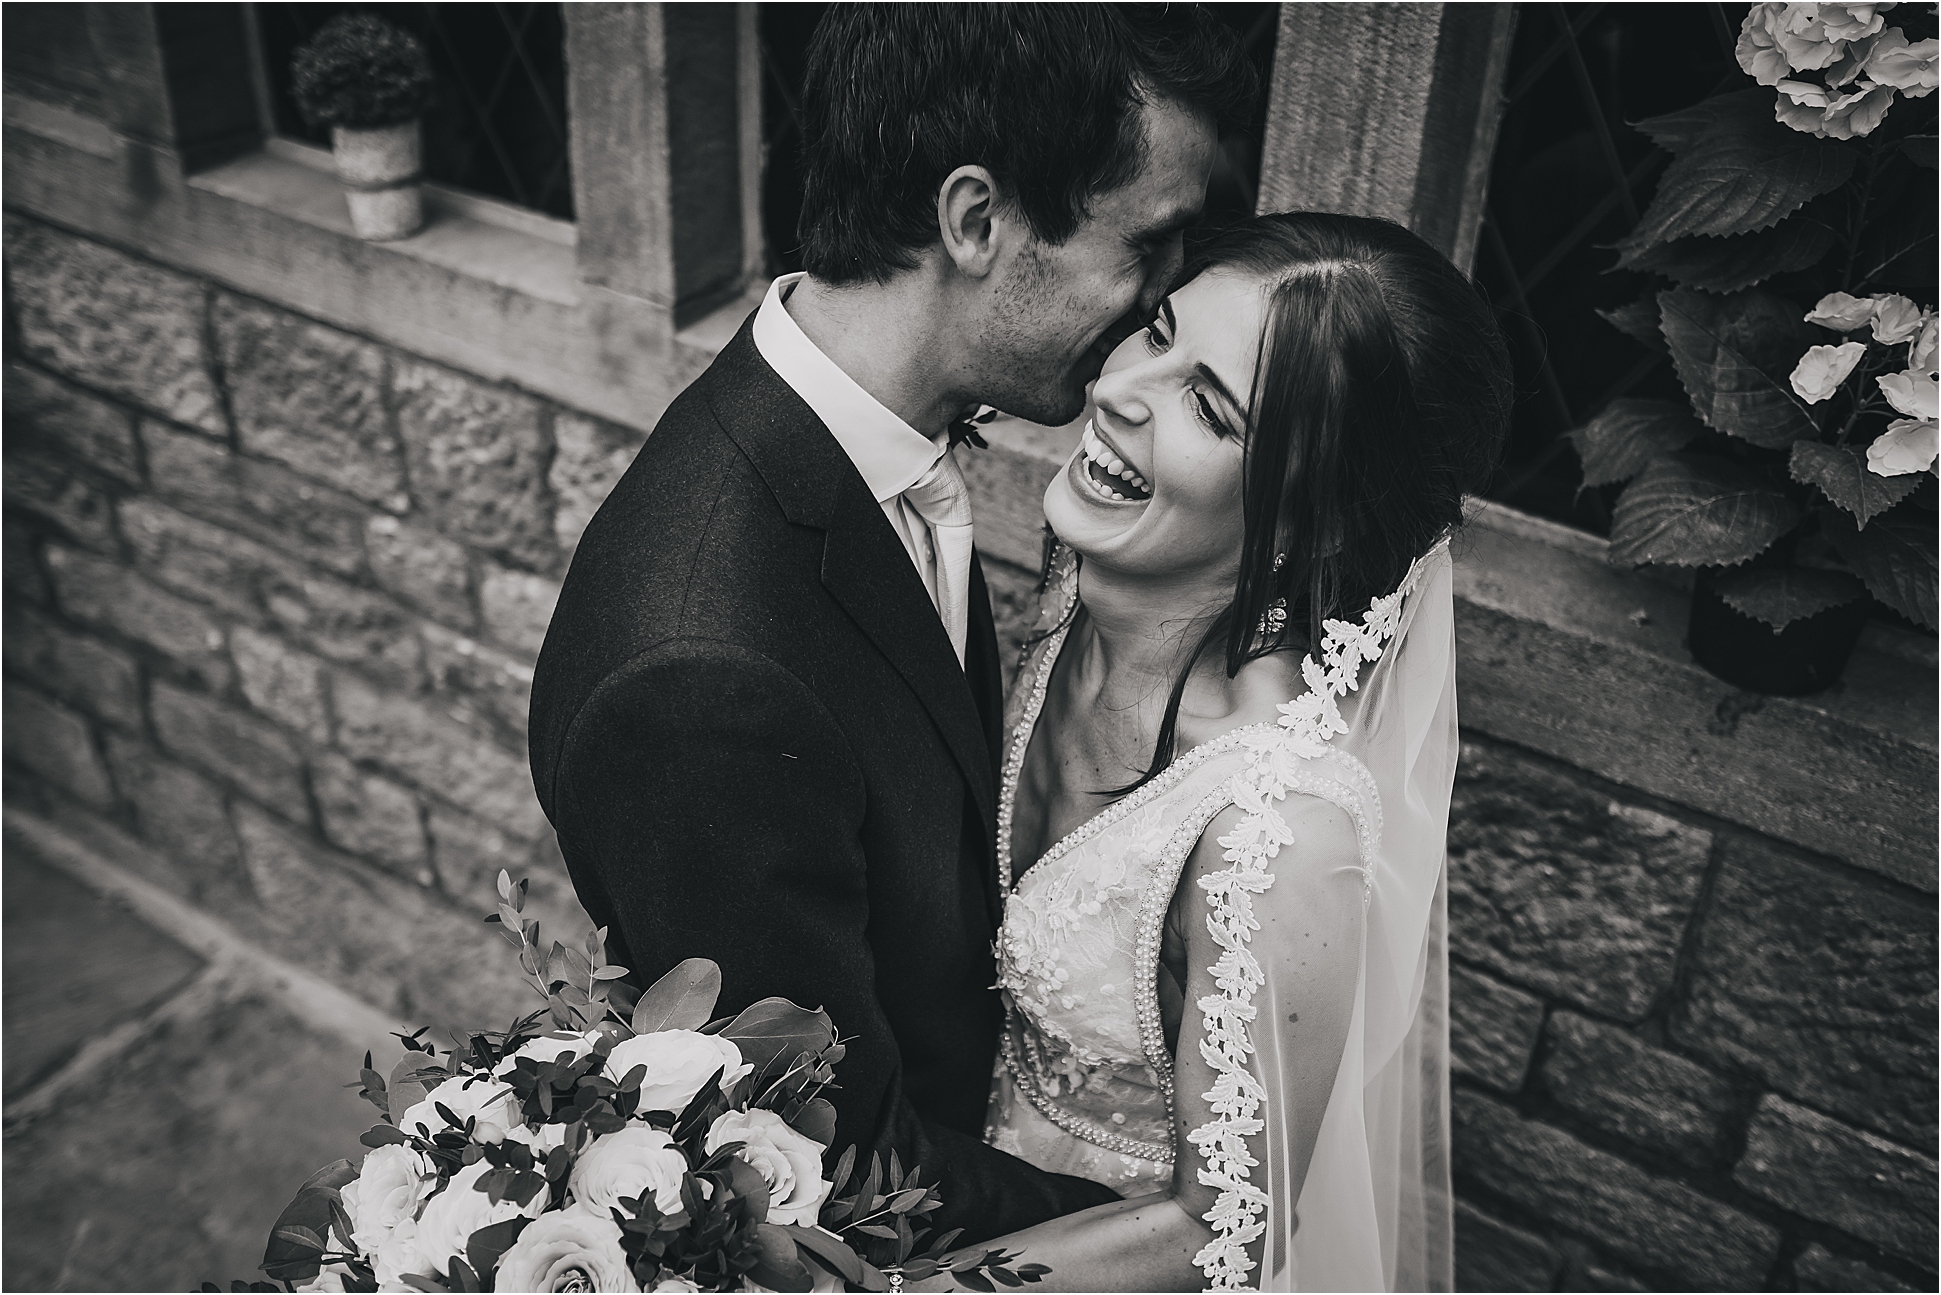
[{"x1": 1067, "y1": 419, "x2": 1152, "y2": 507}]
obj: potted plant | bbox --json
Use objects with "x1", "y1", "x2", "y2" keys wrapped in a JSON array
[
  {"x1": 290, "y1": 14, "x2": 436, "y2": 242},
  {"x1": 1575, "y1": 1, "x2": 1936, "y2": 695}
]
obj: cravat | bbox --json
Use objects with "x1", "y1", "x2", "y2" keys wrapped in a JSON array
[{"x1": 902, "y1": 445, "x2": 974, "y2": 667}]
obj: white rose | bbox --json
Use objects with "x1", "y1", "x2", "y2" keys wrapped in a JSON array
[
  {"x1": 294, "y1": 1265, "x2": 352, "y2": 1292},
  {"x1": 1790, "y1": 342, "x2": 1868, "y2": 402},
  {"x1": 1805, "y1": 290, "x2": 1879, "y2": 331},
  {"x1": 373, "y1": 1217, "x2": 435, "y2": 1291},
  {"x1": 399, "y1": 1073, "x2": 521, "y2": 1144},
  {"x1": 493, "y1": 1205, "x2": 636, "y2": 1293},
  {"x1": 413, "y1": 1159, "x2": 550, "y2": 1273},
  {"x1": 495, "y1": 1032, "x2": 600, "y2": 1079},
  {"x1": 650, "y1": 1278, "x2": 701, "y2": 1293},
  {"x1": 1880, "y1": 368, "x2": 1940, "y2": 420},
  {"x1": 1911, "y1": 314, "x2": 1938, "y2": 373},
  {"x1": 341, "y1": 1144, "x2": 434, "y2": 1257},
  {"x1": 1870, "y1": 294, "x2": 1924, "y2": 344},
  {"x1": 1868, "y1": 419, "x2": 1939, "y2": 476},
  {"x1": 505, "y1": 1120, "x2": 571, "y2": 1158},
  {"x1": 569, "y1": 1126, "x2": 691, "y2": 1217},
  {"x1": 703, "y1": 1108, "x2": 833, "y2": 1227},
  {"x1": 603, "y1": 1031, "x2": 752, "y2": 1115}
]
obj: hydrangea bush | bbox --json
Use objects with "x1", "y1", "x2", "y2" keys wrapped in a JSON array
[
  {"x1": 291, "y1": 14, "x2": 436, "y2": 132},
  {"x1": 1575, "y1": 2, "x2": 1937, "y2": 631}
]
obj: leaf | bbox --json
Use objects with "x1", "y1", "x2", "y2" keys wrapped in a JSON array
[
  {"x1": 790, "y1": 1097, "x2": 838, "y2": 1147},
  {"x1": 630, "y1": 958, "x2": 722, "y2": 1034},
  {"x1": 1789, "y1": 442, "x2": 1923, "y2": 528},
  {"x1": 1622, "y1": 92, "x2": 1856, "y2": 248},
  {"x1": 785, "y1": 1224, "x2": 866, "y2": 1284},
  {"x1": 447, "y1": 1258, "x2": 481, "y2": 1294},
  {"x1": 856, "y1": 1225, "x2": 900, "y2": 1240},
  {"x1": 887, "y1": 1188, "x2": 929, "y2": 1215},
  {"x1": 1614, "y1": 216, "x2": 1836, "y2": 294},
  {"x1": 1659, "y1": 288, "x2": 1818, "y2": 448},
  {"x1": 362, "y1": 1122, "x2": 409, "y2": 1148},
  {"x1": 1825, "y1": 510, "x2": 1938, "y2": 628},
  {"x1": 720, "y1": 998, "x2": 838, "y2": 1080},
  {"x1": 956, "y1": 1270, "x2": 996, "y2": 1293},
  {"x1": 748, "y1": 1223, "x2": 814, "y2": 1292},
  {"x1": 1596, "y1": 297, "x2": 1667, "y2": 355},
  {"x1": 389, "y1": 1052, "x2": 438, "y2": 1125},
  {"x1": 260, "y1": 1160, "x2": 358, "y2": 1281},
  {"x1": 1609, "y1": 454, "x2": 1802, "y2": 567},
  {"x1": 1905, "y1": 136, "x2": 1937, "y2": 170},
  {"x1": 465, "y1": 1217, "x2": 532, "y2": 1279},
  {"x1": 591, "y1": 965, "x2": 630, "y2": 981},
  {"x1": 1570, "y1": 399, "x2": 1704, "y2": 487},
  {"x1": 1632, "y1": 90, "x2": 1765, "y2": 155},
  {"x1": 1711, "y1": 565, "x2": 1869, "y2": 629}
]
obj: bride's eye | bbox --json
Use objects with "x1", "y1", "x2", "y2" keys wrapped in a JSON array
[
  {"x1": 1143, "y1": 318, "x2": 1171, "y2": 354},
  {"x1": 1192, "y1": 388, "x2": 1235, "y2": 438}
]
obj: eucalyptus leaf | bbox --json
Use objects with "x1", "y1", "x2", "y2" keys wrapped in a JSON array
[
  {"x1": 1710, "y1": 565, "x2": 1868, "y2": 629},
  {"x1": 790, "y1": 1096, "x2": 838, "y2": 1147},
  {"x1": 720, "y1": 998, "x2": 838, "y2": 1080},
  {"x1": 1659, "y1": 288, "x2": 1818, "y2": 448},
  {"x1": 1609, "y1": 454, "x2": 1801, "y2": 568},
  {"x1": 748, "y1": 1223, "x2": 814, "y2": 1292},
  {"x1": 631, "y1": 958, "x2": 723, "y2": 1034},
  {"x1": 1621, "y1": 93, "x2": 1855, "y2": 248},
  {"x1": 1789, "y1": 442, "x2": 1923, "y2": 528},
  {"x1": 1614, "y1": 215, "x2": 1835, "y2": 293},
  {"x1": 1825, "y1": 510, "x2": 1938, "y2": 628},
  {"x1": 1570, "y1": 399, "x2": 1704, "y2": 487},
  {"x1": 786, "y1": 1223, "x2": 865, "y2": 1283}
]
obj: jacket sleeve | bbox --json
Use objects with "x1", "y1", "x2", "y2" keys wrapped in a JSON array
[{"x1": 550, "y1": 638, "x2": 1121, "y2": 1241}]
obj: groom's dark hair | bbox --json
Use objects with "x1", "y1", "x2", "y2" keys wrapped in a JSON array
[{"x1": 796, "y1": 3, "x2": 1254, "y2": 284}]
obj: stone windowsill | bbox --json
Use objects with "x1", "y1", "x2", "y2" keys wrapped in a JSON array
[{"x1": 2, "y1": 93, "x2": 754, "y2": 432}]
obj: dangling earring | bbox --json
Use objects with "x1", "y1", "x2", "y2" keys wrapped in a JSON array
[{"x1": 1258, "y1": 552, "x2": 1288, "y2": 639}]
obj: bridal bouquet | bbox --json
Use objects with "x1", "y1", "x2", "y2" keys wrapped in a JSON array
[{"x1": 207, "y1": 873, "x2": 1045, "y2": 1293}]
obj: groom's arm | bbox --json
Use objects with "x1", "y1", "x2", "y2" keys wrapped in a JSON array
[{"x1": 550, "y1": 638, "x2": 1120, "y2": 1240}]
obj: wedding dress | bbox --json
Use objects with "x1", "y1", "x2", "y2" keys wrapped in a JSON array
[{"x1": 983, "y1": 540, "x2": 1459, "y2": 1292}]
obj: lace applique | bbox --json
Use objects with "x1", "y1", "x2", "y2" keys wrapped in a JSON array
[{"x1": 1187, "y1": 543, "x2": 1443, "y2": 1291}]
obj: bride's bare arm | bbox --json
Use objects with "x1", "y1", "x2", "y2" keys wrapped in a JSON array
[{"x1": 921, "y1": 794, "x2": 1365, "y2": 1292}]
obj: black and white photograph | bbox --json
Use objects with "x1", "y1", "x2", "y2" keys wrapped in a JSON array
[{"x1": 0, "y1": 3, "x2": 1935, "y2": 1292}]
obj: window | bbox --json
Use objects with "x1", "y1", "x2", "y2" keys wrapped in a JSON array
[
  {"x1": 252, "y1": 2, "x2": 574, "y2": 220},
  {"x1": 1475, "y1": 2, "x2": 1743, "y2": 531}
]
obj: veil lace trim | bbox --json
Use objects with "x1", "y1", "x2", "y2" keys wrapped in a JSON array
[{"x1": 1188, "y1": 541, "x2": 1446, "y2": 1291}]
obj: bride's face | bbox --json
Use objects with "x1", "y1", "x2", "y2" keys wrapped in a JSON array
[{"x1": 1043, "y1": 270, "x2": 1264, "y2": 580}]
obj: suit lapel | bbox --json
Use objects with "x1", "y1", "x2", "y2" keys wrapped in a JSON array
[{"x1": 705, "y1": 324, "x2": 999, "y2": 848}]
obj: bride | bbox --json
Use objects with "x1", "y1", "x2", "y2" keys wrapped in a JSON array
[{"x1": 961, "y1": 211, "x2": 1511, "y2": 1292}]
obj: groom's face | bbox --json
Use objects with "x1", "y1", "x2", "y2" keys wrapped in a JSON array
[{"x1": 978, "y1": 97, "x2": 1219, "y2": 427}]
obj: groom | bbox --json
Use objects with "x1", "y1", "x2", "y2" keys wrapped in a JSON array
[{"x1": 529, "y1": 3, "x2": 1249, "y2": 1240}]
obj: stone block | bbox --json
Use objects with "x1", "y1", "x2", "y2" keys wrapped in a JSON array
[
  {"x1": 1794, "y1": 1244, "x2": 1919, "y2": 1292},
  {"x1": 119, "y1": 496, "x2": 287, "y2": 619},
  {"x1": 1452, "y1": 1089, "x2": 1779, "y2": 1290},
  {"x1": 229, "y1": 802, "x2": 531, "y2": 1032},
  {"x1": 1540, "y1": 1012, "x2": 1740, "y2": 1169},
  {"x1": 147, "y1": 679, "x2": 306, "y2": 813},
  {"x1": 2, "y1": 216, "x2": 223, "y2": 433},
  {"x1": 101, "y1": 733, "x2": 244, "y2": 899},
  {"x1": 365, "y1": 514, "x2": 474, "y2": 630},
  {"x1": 211, "y1": 293, "x2": 406, "y2": 505},
  {"x1": 1734, "y1": 1095, "x2": 1936, "y2": 1264},
  {"x1": 478, "y1": 562, "x2": 559, "y2": 657},
  {"x1": 45, "y1": 545, "x2": 233, "y2": 693},
  {"x1": 311, "y1": 751, "x2": 429, "y2": 881},
  {"x1": 1449, "y1": 963, "x2": 1544, "y2": 1094},
  {"x1": 4, "y1": 361, "x2": 141, "y2": 485},
  {"x1": 331, "y1": 672, "x2": 547, "y2": 840},
  {"x1": 1670, "y1": 838, "x2": 1936, "y2": 1149},
  {"x1": 392, "y1": 359, "x2": 555, "y2": 568},
  {"x1": 142, "y1": 420, "x2": 368, "y2": 578},
  {"x1": 3, "y1": 445, "x2": 115, "y2": 550},
  {"x1": 3, "y1": 602, "x2": 142, "y2": 730},
  {"x1": 3, "y1": 681, "x2": 114, "y2": 809},
  {"x1": 421, "y1": 621, "x2": 534, "y2": 742},
  {"x1": 229, "y1": 625, "x2": 331, "y2": 745},
  {"x1": 1453, "y1": 1199, "x2": 1561, "y2": 1292},
  {"x1": 1447, "y1": 740, "x2": 1712, "y2": 1021},
  {"x1": 550, "y1": 410, "x2": 644, "y2": 552},
  {"x1": 6, "y1": 514, "x2": 48, "y2": 604},
  {"x1": 263, "y1": 571, "x2": 424, "y2": 691}
]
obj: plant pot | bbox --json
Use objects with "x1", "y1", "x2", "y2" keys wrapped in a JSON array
[
  {"x1": 1687, "y1": 568, "x2": 1867, "y2": 696},
  {"x1": 331, "y1": 121, "x2": 423, "y2": 242}
]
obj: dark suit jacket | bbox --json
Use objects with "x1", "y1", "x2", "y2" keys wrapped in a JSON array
[{"x1": 528, "y1": 321, "x2": 1119, "y2": 1241}]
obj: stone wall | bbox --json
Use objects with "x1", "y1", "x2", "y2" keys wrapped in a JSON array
[{"x1": 4, "y1": 212, "x2": 1933, "y2": 1292}]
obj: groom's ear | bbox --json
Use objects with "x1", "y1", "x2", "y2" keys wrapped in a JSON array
[{"x1": 936, "y1": 165, "x2": 1007, "y2": 280}]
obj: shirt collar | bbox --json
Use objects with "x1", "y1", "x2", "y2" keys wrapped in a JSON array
[{"x1": 752, "y1": 272, "x2": 945, "y2": 504}]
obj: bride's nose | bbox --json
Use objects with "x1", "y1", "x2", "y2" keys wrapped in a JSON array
[{"x1": 1092, "y1": 368, "x2": 1152, "y2": 429}]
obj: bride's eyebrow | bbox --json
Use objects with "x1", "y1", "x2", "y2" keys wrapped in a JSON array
[{"x1": 1194, "y1": 360, "x2": 1248, "y2": 422}]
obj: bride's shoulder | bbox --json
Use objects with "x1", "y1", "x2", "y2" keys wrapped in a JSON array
[{"x1": 1176, "y1": 648, "x2": 1305, "y2": 748}]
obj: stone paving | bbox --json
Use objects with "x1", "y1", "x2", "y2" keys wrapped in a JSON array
[{"x1": 3, "y1": 824, "x2": 386, "y2": 1291}]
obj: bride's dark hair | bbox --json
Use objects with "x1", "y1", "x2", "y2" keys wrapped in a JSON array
[{"x1": 1118, "y1": 210, "x2": 1512, "y2": 791}]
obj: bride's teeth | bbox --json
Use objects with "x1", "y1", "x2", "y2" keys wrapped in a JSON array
[{"x1": 1107, "y1": 456, "x2": 1124, "y2": 474}]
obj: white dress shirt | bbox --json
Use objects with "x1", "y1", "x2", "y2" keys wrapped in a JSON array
[{"x1": 752, "y1": 273, "x2": 971, "y2": 660}]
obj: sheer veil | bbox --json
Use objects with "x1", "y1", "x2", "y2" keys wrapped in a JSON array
[{"x1": 1197, "y1": 540, "x2": 1458, "y2": 1292}]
